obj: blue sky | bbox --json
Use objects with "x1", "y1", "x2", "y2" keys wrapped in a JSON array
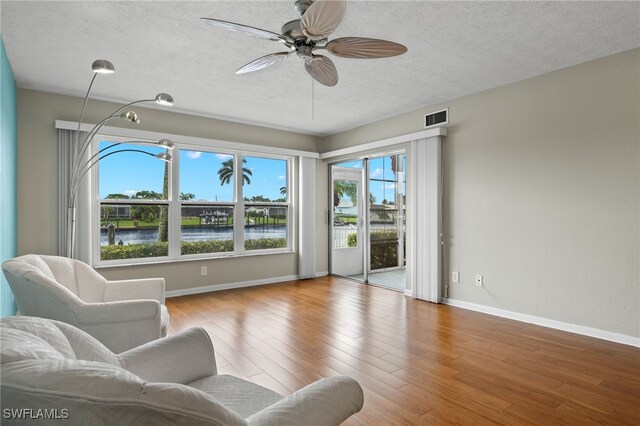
[
  {"x1": 335, "y1": 156, "x2": 406, "y2": 204},
  {"x1": 98, "y1": 140, "x2": 403, "y2": 204},
  {"x1": 98, "y1": 141, "x2": 287, "y2": 201}
]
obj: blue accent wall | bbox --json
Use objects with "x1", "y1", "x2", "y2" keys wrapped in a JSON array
[{"x1": 0, "y1": 36, "x2": 18, "y2": 317}]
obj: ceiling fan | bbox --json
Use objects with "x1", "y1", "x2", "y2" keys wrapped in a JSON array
[{"x1": 201, "y1": 0, "x2": 407, "y2": 87}]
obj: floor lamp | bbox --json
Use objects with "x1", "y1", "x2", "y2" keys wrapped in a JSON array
[{"x1": 66, "y1": 59, "x2": 175, "y2": 259}]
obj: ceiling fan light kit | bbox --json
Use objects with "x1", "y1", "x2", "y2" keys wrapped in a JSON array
[{"x1": 201, "y1": 0, "x2": 407, "y2": 87}]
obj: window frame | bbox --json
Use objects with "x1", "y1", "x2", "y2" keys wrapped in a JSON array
[{"x1": 92, "y1": 136, "x2": 295, "y2": 267}]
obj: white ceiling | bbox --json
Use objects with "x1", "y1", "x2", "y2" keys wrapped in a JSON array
[{"x1": 2, "y1": 1, "x2": 639, "y2": 136}]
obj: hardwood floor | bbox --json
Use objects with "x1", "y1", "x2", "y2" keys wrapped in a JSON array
[{"x1": 166, "y1": 276, "x2": 640, "y2": 425}]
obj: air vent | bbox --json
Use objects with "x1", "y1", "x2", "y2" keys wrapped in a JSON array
[{"x1": 424, "y1": 108, "x2": 448, "y2": 129}]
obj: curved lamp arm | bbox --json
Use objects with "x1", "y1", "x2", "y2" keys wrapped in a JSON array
[
  {"x1": 70, "y1": 149, "x2": 171, "y2": 208},
  {"x1": 66, "y1": 58, "x2": 173, "y2": 259},
  {"x1": 73, "y1": 93, "x2": 172, "y2": 173},
  {"x1": 72, "y1": 111, "x2": 140, "y2": 177}
]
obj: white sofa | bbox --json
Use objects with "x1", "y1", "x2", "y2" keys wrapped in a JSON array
[
  {"x1": 0, "y1": 316, "x2": 364, "y2": 425},
  {"x1": 1, "y1": 254, "x2": 168, "y2": 353}
]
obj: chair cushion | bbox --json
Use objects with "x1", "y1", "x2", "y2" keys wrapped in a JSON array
[
  {"x1": 13, "y1": 254, "x2": 56, "y2": 281},
  {"x1": 1, "y1": 317, "x2": 121, "y2": 367},
  {"x1": 188, "y1": 374, "x2": 283, "y2": 418},
  {"x1": 39, "y1": 255, "x2": 81, "y2": 295},
  {"x1": 0, "y1": 316, "x2": 76, "y2": 360},
  {"x1": 2, "y1": 361, "x2": 246, "y2": 426},
  {"x1": 0, "y1": 329, "x2": 68, "y2": 364},
  {"x1": 52, "y1": 320, "x2": 122, "y2": 367}
]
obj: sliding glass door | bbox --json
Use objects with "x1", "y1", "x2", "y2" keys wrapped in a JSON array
[
  {"x1": 366, "y1": 153, "x2": 406, "y2": 290},
  {"x1": 329, "y1": 153, "x2": 406, "y2": 291},
  {"x1": 331, "y1": 165, "x2": 364, "y2": 278}
]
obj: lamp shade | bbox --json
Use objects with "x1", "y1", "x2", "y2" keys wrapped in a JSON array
[
  {"x1": 92, "y1": 59, "x2": 115, "y2": 74},
  {"x1": 157, "y1": 139, "x2": 175, "y2": 150},
  {"x1": 155, "y1": 93, "x2": 174, "y2": 106},
  {"x1": 120, "y1": 111, "x2": 140, "y2": 123},
  {"x1": 156, "y1": 152, "x2": 172, "y2": 162}
]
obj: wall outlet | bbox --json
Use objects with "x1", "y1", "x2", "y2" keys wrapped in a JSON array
[
  {"x1": 452, "y1": 271, "x2": 459, "y2": 283},
  {"x1": 475, "y1": 275, "x2": 483, "y2": 287},
  {"x1": 201, "y1": 266, "x2": 207, "y2": 276}
]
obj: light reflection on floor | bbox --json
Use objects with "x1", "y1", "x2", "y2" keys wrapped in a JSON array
[{"x1": 349, "y1": 268, "x2": 405, "y2": 292}]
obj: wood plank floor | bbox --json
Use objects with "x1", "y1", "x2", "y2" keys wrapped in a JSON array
[{"x1": 166, "y1": 276, "x2": 640, "y2": 425}]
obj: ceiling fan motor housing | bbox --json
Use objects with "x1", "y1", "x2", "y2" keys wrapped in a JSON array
[
  {"x1": 296, "y1": 44, "x2": 314, "y2": 61},
  {"x1": 281, "y1": 19, "x2": 305, "y2": 43}
]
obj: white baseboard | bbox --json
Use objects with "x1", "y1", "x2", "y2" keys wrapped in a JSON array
[
  {"x1": 166, "y1": 274, "x2": 299, "y2": 298},
  {"x1": 442, "y1": 298, "x2": 640, "y2": 348},
  {"x1": 315, "y1": 271, "x2": 329, "y2": 277},
  {"x1": 404, "y1": 289, "x2": 414, "y2": 297}
]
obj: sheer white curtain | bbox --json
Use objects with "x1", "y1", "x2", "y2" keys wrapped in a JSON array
[
  {"x1": 407, "y1": 136, "x2": 443, "y2": 302},
  {"x1": 298, "y1": 156, "x2": 317, "y2": 279},
  {"x1": 58, "y1": 129, "x2": 92, "y2": 264}
]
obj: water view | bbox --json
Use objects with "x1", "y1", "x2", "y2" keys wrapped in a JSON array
[{"x1": 100, "y1": 225, "x2": 286, "y2": 245}]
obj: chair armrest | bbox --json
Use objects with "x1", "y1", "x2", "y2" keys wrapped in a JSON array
[
  {"x1": 103, "y1": 278, "x2": 165, "y2": 303},
  {"x1": 72, "y1": 299, "x2": 161, "y2": 325},
  {"x1": 119, "y1": 327, "x2": 217, "y2": 384},
  {"x1": 246, "y1": 377, "x2": 364, "y2": 426}
]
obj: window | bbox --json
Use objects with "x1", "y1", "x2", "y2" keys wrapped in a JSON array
[
  {"x1": 97, "y1": 140, "x2": 170, "y2": 261},
  {"x1": 179, "y1": 150, "x2": 235, "y2": 255},
  {"x1": 95, "y1": 138, "x2": 292, "y2": 264},
  {"x1": 242, "y1": 156, "x2": 288, "y2": 251}
]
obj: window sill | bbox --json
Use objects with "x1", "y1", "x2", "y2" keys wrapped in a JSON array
[{"x1": 94, "y1": 249, "x2": 296, "y2": 269}]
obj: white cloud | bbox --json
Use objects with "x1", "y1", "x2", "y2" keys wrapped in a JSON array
[
  {"x1": 124, "y1": 190, "x2": 139, "y2": 196},
  {"x1": 277, "y1": 175, "x2": 286, "y2": 180},
  {"x1": 215, "y1": 153, "x2": 233, "y2": 160},
  {"x1": 261, "y1": 179, "x2": 267, "y2": 183},
  {"x1": 371, "y1": 168, "x2": 383, "y2": 178},
  {"x1": 381, "y1": 183, "x2": 396, "y2": 190},
  {"x1": 186, "y1": 151, "x2": 202, "y2": 159}
]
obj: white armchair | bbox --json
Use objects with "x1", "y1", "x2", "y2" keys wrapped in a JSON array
[
  {"x1": 0, "y1": 316, "x2": 364, "y2": 425},
  {"x1": 1, "y1": 254, "x2": 168, "y2": 353}
]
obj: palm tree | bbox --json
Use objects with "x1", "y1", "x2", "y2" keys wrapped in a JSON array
[
  {"x1": 159, "y1": 159, "x2": 170, "y2": 242},
  {"x1": 218, "y1": 158, "x2": 252, "y2": 186},
  {"x1": 333, "y1": 180, "x2": 358, "y2": 208},
  {"x1": 280, "y1": 186, "x2": 286, "y2": 196}
]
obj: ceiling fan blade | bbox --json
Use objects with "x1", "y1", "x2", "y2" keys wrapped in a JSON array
[
  {"x1": 236, "y1": 52, "x2": 292, "y2": 74},
  {"x1": 305, "y1": 55, "x2": 338, "y2": 87},
  {"x1": 326, "y1": 37, "x2": 408, "y2": 59},
  {"x1": 300, "y1": 0, "x2": 346, "y2": 41},
  {"x1": 201, "y1": 17, "x2": 283, "y2": 42}
]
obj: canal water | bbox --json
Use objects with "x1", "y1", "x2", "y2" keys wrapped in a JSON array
[{"x1": 100, "y1": 225, "x2": 286, "y2": 245}]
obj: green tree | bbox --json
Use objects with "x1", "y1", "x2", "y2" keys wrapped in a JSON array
[
  {"x1": 333, "y1": 180, "x2": 358, "y2": 208},
  {"x1": 131, "y1": 190, "x2": 162, "y2": 223},
  {"x1": 280, "y1": 186, "x2": 286, "y2": 196},
  {"x1": 250, "y1": 195, "x2": 271, "y2": 202},
  {"x1": 105, "y1": 193, "x2": 131, "y2": 199},
  {"x1": 132, "y1": 190, "x2": 163, "y2": 200},
  {"x1": 218, "y1": 158, "x2": 252, "y2": 186},
  {"x1": 159, "y1": 160, "x2": 170, "y2": 242}
]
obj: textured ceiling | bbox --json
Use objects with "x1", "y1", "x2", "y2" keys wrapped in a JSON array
[{"x1": 2, "y1": 1, "x2": 639, "y2": 136}]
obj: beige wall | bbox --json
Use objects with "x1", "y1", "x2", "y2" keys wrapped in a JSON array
[
  {"x1": 16, "y1": 89, "x2": 322, "y2": 291},
  {"x1": 16, "y1": 48, "x2": 639, "y2": 338},
  {"x1": 323, "y1": 49, "x2": 640, "y2": 338}
]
